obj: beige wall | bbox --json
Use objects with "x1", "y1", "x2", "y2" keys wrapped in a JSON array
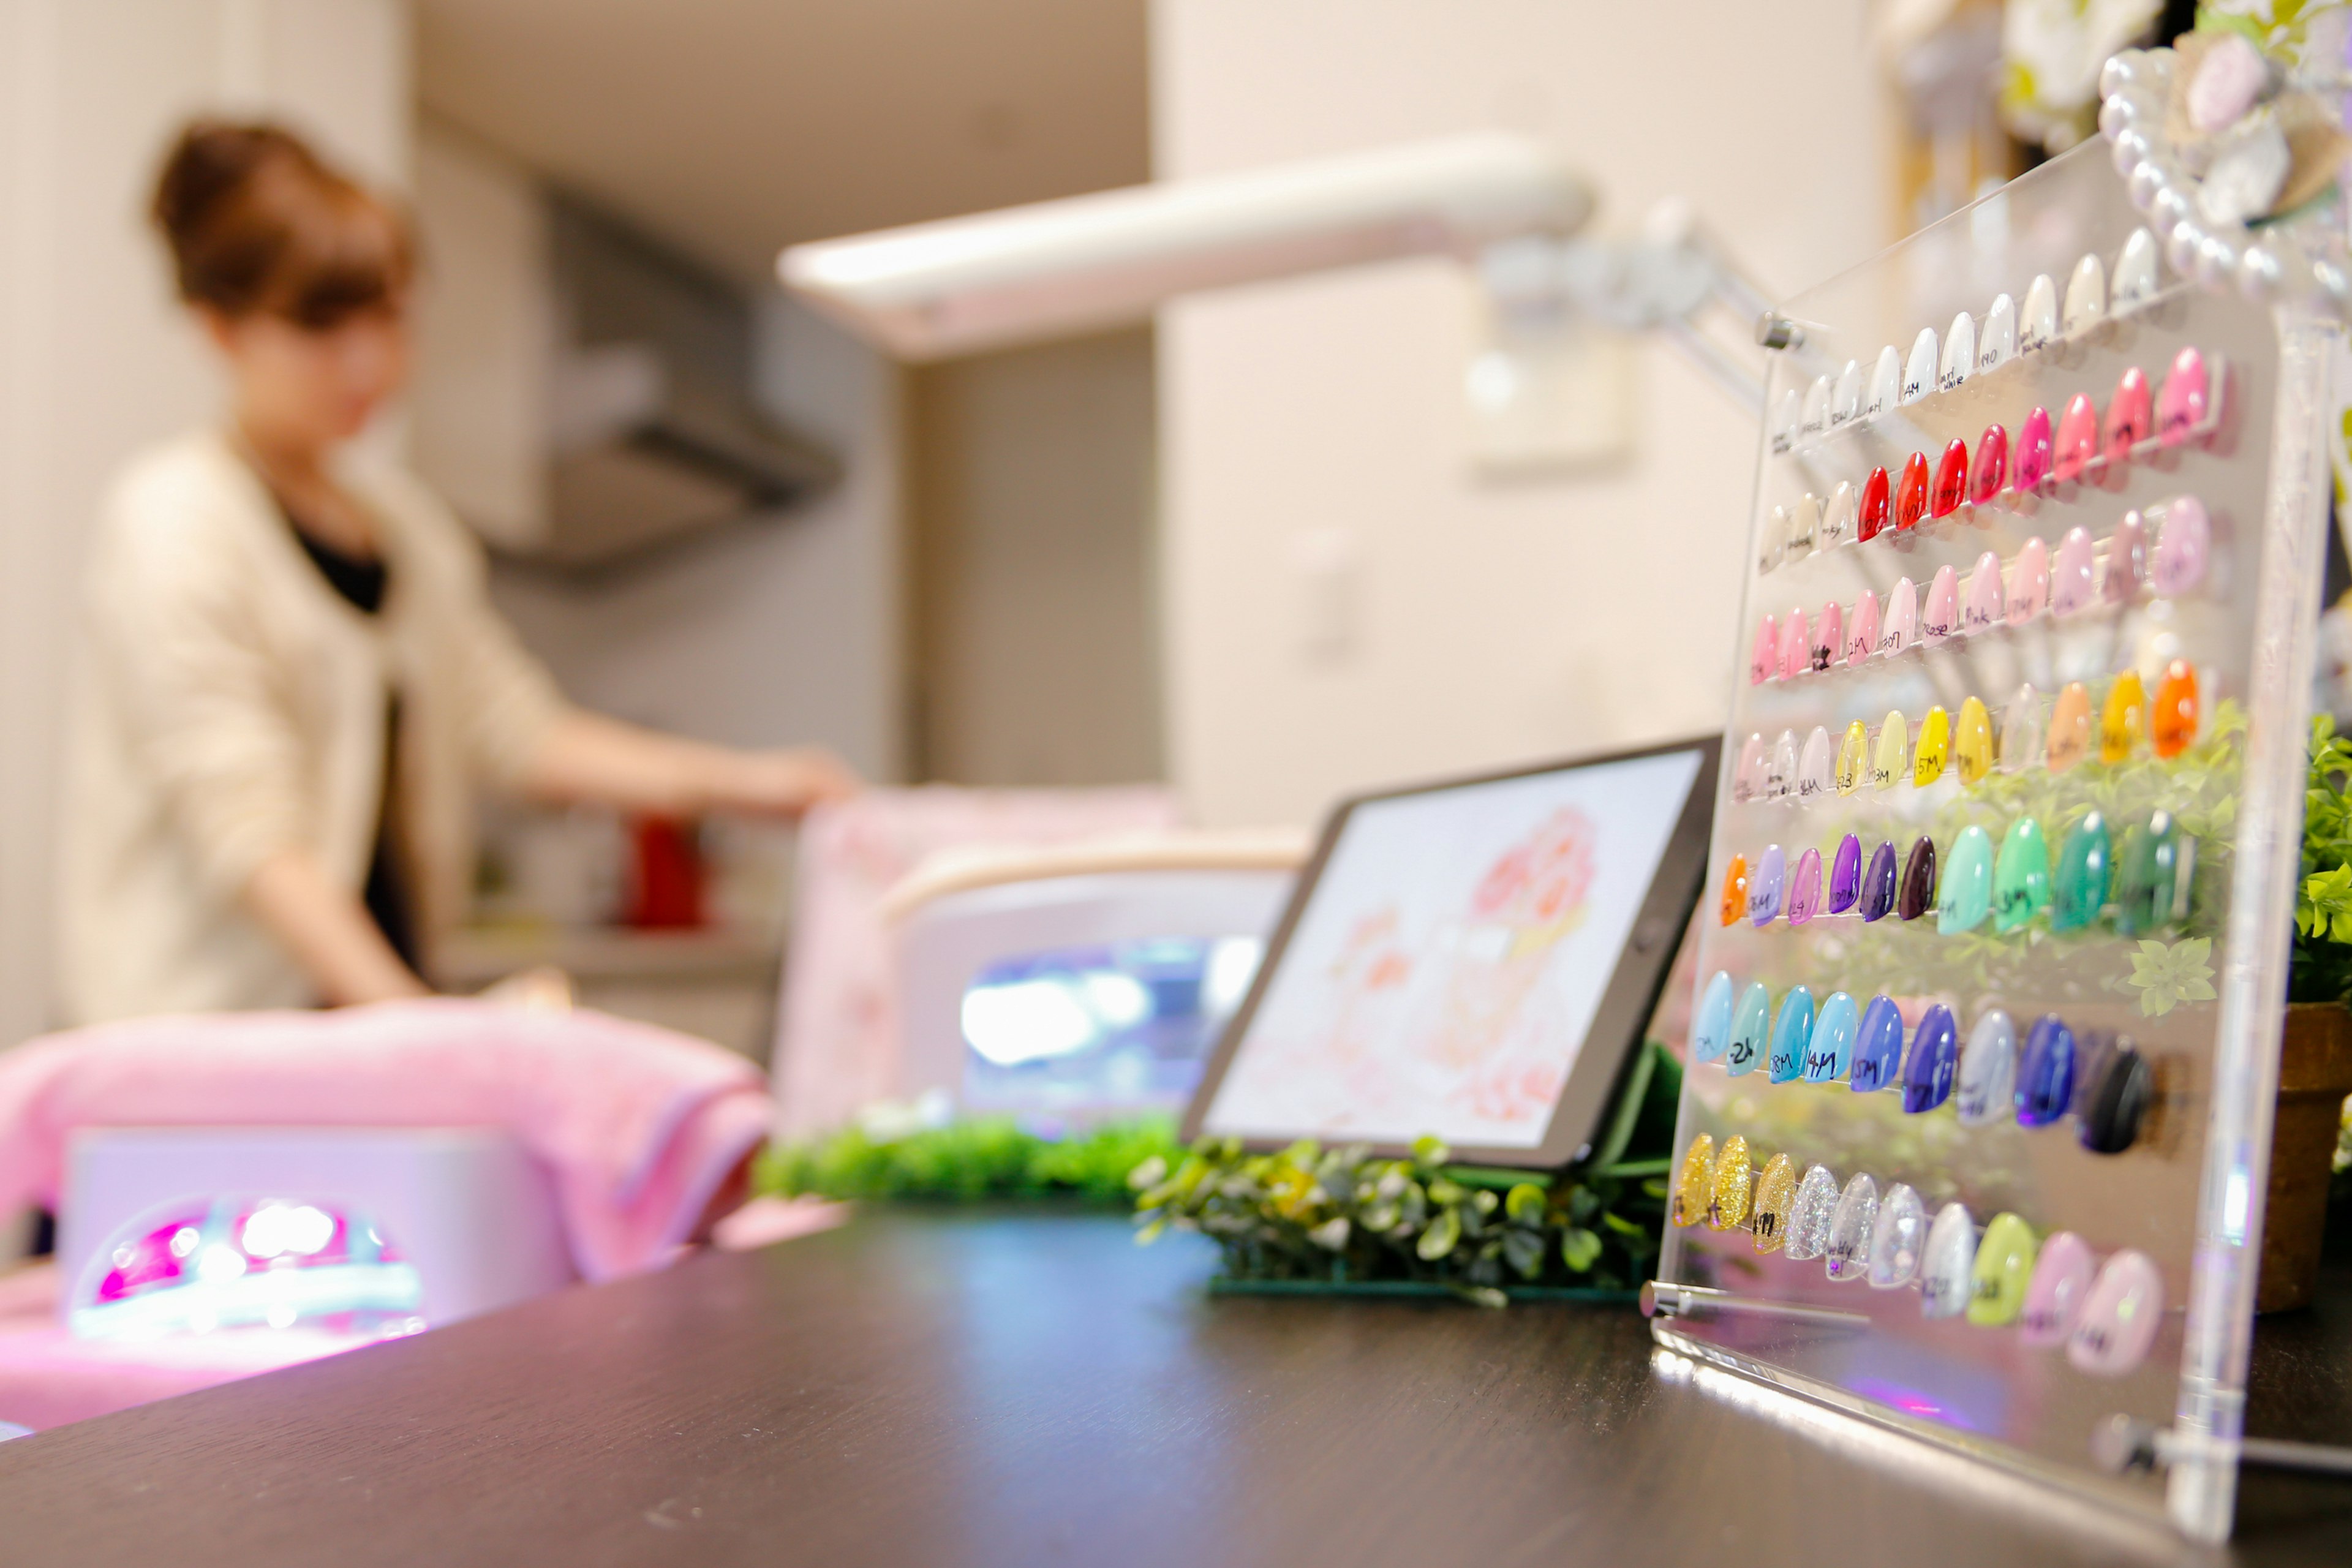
[
  {"x1": 1151, "y1": 0, "x2": 1890, "y2": 828},
  {"x1": 0, "y1": 0, "x2": 411, "y2": 1047},
  {"x1": 908, "y1": 326, "x2": 1163, "y2": 787}
]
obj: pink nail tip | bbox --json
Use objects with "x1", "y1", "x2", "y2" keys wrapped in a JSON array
[
  {"x1": 1847, "y1": 591, "x2": 1880, "y2": 665},
  {"x1": 2015, "y1": 406, "x2": 2054, "y2": 490},
  {"x1": 2020, "y1": 1231, "x2": 2097, "y2": 1349},
  {"x1": 2152, "y1": 496, "x2": 2211, "y2": 596},
  {"x1": 1880, "y1": 576, "x2": 1918, "y2": 655},
  {"x1": 2007, "y1": 535, "x2": 2051, "y2": 624},
  {"x1": 1777, "y1": 606, "x2": 1809, "y2": 680},
  {"x1": 2103, "y1": 366, "x2": 2152, "y2": 459},
  {"x1": 1751, "y1": 615, "x2": 1777, "y2": 685},
  {"x1": 2053, "y1": 393, "x2": 2098, "y2": 482},
  {"x1": 2105, "y1": 511, "x2": 2147, "y2": 602},
  {"x1": 2066, "y1": 1248, "x2": 2165, "y2": 1376},
  {"x1": 1812, "y1": 601, "x2": 1844, "y2": 671},
  {"x1": 1962, "y1": 551, "x2": 2004, "y2": 633},
  {"x1": 2050, "y1": 526, "x2": 2096, "y2": 617},
  {"x1": 1969, "y1": 424, "x2": 2008, "y2": 503},
  {"x1": 2158, "y1": 348, "x2": 2209, "y2": 446},
  {"x1": 1921, "y1": 565, "x2": 1959, "y2": 646}
]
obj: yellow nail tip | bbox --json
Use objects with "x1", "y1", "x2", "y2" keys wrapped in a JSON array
[
  {"x1": 1871, "y1": 709, "x2": 1908, "y2": 790},
  {"x1": 1835, "y1": 721, "x2": 1869, "y2": 795},
  {"x1": 1967, "y1": 1211, "x2": 2038, "y2": 1326},
  {"x1": 1954, "y1": 696, "x2": 1993, "y2": 783},
  {"x1": 2099, "y1": 671, "x2": 2147, "y2": 764},
  {"x1": 1750, "y1": 1153, "x2": 1795, "y2": 1253},
  {"x1": 1673, "y1": 1135, "x2": 1715, "y2": 1228},
  {"x1": 1708, "y1": 1135, "x2": 1753, "y2": 1230},
  {"x1": 1913, "y1": 706, "x2": 1950, "y2": 786}
]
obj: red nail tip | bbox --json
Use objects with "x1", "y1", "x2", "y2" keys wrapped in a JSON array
[
  {"x1": 1930, "y1": 438, "x2": 1968, "y2": 518},
  {"x1": 1894, "y1": 452, "x2": 1929, "y2": 532},
  {"x1": 2053, "y1": 393, "x2": 2097, "y2": 482},
  {"x1": 2103, "y1": 366, "x2": 2151, "y2": 459},
  {"x1": 2015, "y1": 405, "x2": 2053, "y2": 489},
  {"x1": 1969, "y1": 424, "x2": 2008, "y2": 503},
  {"x1": 1858, "y1": 466, "x2": 1890, "y2": 542}
]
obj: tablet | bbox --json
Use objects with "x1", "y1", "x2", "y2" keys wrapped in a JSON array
[{"x1": 1182, "y1": 736, "x2": 1719, "y2": 1166}]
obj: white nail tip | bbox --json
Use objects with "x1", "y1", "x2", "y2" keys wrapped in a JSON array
[
  {"x1": 1831, "y1": 359, "x2": 1863, "y2": 426},
  {"x1": 1773, "y1": 388, "x2": 1801, "y2": 453},
  {"x1": 1955, "y1": 1009, "x2": 2018, "y2": 1126},
  {"x1": 1822, "y1": 481, "x2": 1856, "y2": 547},
  {"x1": 1939, "y1": 313, "x2": 1974, "y2": 391},
  {"x1": 1867, "y1": 1183, "x2": 1926, "y2": 1289},
  {"x1": 1919, "y1": 1203, "x2": 1977, "y2": 1319},
  {"x1": 1823, "y1": 1173, "x2": 1879, "y2": 1282},
  {"x1": 2019, "y1": 274, "x2": 2058, "y2": 352},
  {"x1": 2113, "y1": 227, "x2": 2160, "y2": 307},
  {"x1": 2064, "y1": 252, "x2": 2107, "y2": 332},
  {"x1": 1801, "y1": 374, "x2": 1832, "y2": 437},
  {"x1": 1977, "y1": 293, "x2": 2015, "y2": 372},
  {"x1": 1902, "y1": 328, "x2": 1938, "y2": 404}
]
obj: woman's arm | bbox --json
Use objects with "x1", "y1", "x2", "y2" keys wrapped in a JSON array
[
  {"x1": 243, "y1": 850, "x2": 431, "y2": 1005},
  {"x1": 515, "y1": 710, "x2": 861, "y2": 821}
]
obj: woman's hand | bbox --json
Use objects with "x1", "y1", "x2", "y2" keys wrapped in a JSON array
[
  {"x1": 700, "y1": 747, "x2": 862, "y2": 820},
  {"x1": 244, "y1": 850, "x2": 432, "y2": 1006},
  {"x1": 521, "y1": 711, "x2": 862, "y2": 821}
]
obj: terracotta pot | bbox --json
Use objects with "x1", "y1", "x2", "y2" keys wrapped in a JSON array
[{"x1": 2259, "y1": 1002, "x2": 2352, "y2": 1313}]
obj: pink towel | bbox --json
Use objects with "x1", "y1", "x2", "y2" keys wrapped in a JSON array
[{"x1": 0, "y1": 999, "x2": 772, "y2": 1283}]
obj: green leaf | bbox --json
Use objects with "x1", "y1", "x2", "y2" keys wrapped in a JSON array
[
  {"x1": 1559, "y1": 1226, "x2": 1603, "y2": 1272},
  {"x1": 1504, "y1": 1183, "x2": 1547, "y2": 1223},
  {"x1": 1416, "y1": 1205, "x2": 1462, "y2": 1261}
]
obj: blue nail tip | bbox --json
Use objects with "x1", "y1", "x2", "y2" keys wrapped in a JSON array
[
  {"x1": 1749, "y1": 843, "x2": 1787, "y2": 926},
  {"x1": 1850, "y1": 994, "x2": 1905, "y2": 1091},
  {"x1": 1858, "y1": 840, "x2": 1899, "y2": 922},
  {"x1": 2016, "y1": 1012, "x2": 2078, "y2": 1126},
  {"x1": 1768, "y1": 986, "x2": 1815, "y2": 1083},
  {"x1": 1804, "y1": 991, "x2": 1858, "y2": 1083},
  {"x1": 1902, "y1": 1004, "x2": 1959, "y2": 1113},
  {"x1": 1726, "y1": 982, "x2": 1772, "y2": 1077},
  {"x1": 1691, "y1": 971, "x2": 1735, "y2": 1064}
]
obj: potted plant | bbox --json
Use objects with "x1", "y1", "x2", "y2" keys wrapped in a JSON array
[{"x1": 2274, "y1": 717, "x2": 2352, "y2": 1308}]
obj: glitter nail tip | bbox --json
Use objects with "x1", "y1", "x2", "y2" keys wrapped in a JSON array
[
  {"x1": 1804, "y1": 990, "x2": 1858, "y2": 1084},
  {"x1": 1850, "y1": 993, "x2": 1905, "y2": 1090},
  {"x1": 1902, "y1": 1003, "x2": 1959, "y2": 1114},
  {"x1": 1955, "y1": 1009, "x2": 2019, "y2": 1126},
  {"x1": 1881, "y1": 577, "x2": 1918, "y2": 655},
  {"x1": 1970, "y1": 423, "x2": 2008, "y2": 502},
  {"x1": 2015, "y1": 405, "x2": 2054, "y2": 490},
  {"x1": 2052, "y1": 810, "x2": 2114, "y2": 932},
  {"x1": 1978, "y1": 293, "x2": 2016, "y2": 371},
  {"x1": 1967, "y1": 1212, "x2": 2040, "y2": 1327},
  {"x1": 2051, "y1": 526, "x2": 2097, "y2": 617},
  {"x1": 2152, "y1": 495, "x2": 2211, "y2": 595},
  {"x1": 1866, "y1": 345, "x2": 1902, "y2": 419},
  {"x1": 1672, "y1": 1135, "x2": 1716, "y2": 1227},
  {"x1": 1954, "y1": 696, "x2": 1993, "y2": 783},
  {"x1": 1962, "y1": 551, "x2": 2005, "y2": 634},
  {"x1": 1747, "y1": 843, "x2": 1786, "y2": 926},
  {"x1": 1823, "y1": 1174, "x2": 1880, "y2": 1281},
  {"x1": 1921, "y1": 567, "x2": 1959, "y2": 646},
  {"x1": 2067, "y1": 1250, "x2": 2165, "y2": 1375},
  {"x1": 2106, "y1": 510, "x2": 2148, "y2": 601},
  {"x1": 2158, "y1": 347, "x2": 2209, "y2": 445},
  {"x1": 2016, "y1": 1013, "x2": 2078, "y2": 1127},
  {"x1": 1785, "y1": 846, "x2": 1824, "y2": 927},
  {"x1": 1858, "y1": 840, "x2": 1899, "y2": 925},
  {"x1": 1828, "y1": 832, "x2": 1864, "y2": 911},
  {"x1": 1726, "y1": 982, "x2": 1772, "y2": 1077},
  {"x1": 2019, "y1": 274, "x2": 2059, "y2": 352},
  {"x1": 2113, "y1": 228, "x2": 2160, "y2": 308},
  {"x1": 1783, "y1": 1164, "x2": 1841, "y2": 1262},
  {"x1": 1868, "y1": 1182, "x2": 1927, "y2": 1289},
  {"x1": 1993, "y1": 815, "x2": 2052, "y2": 933},
  {"x1": 1846, "y1": 591, "x2": 1880, "y2": 665},
  {"x1": 2019, "y1": 1231, "x2": 2098, "y2": 1347},
  {"x1": 2063, "y1": 252, "x2": 2107, "y2": 332},
  {"x1": 1708, "y1": 1134, "x2": 1753, "y2": 1230},
  {"x1": 1902, "y1": 328, "x2": 1938, "y2": 404},
  {"x1": 1940, "y1": 314, "x2": 1975, "y2": 391},
  {"x1": 1690, "y1": 970, "x2": 1736, "y2": 1065},
  {"x1": 1936, "y1": 824, "x2": 1992, "y2": 933},
  {"x1": 1920, "y1": 1203, "x2": 1978, "y2": 1319},
  {"x1": 1751, "y1": 1153, "x2": 1797, "y2": 1253},
  {"x1": 1797, "y1": 725, "x2": 1834, "y2": 802},
  {"x1": 1767, "y1": 985, "x2": 1815, "y2": 1084},
  {"x1": 1898, "y1": 834, "x2": 1938, "y2": 921},
  {"x1": 2008, "y1": 534, "x2": 2051, "y2": 623}
]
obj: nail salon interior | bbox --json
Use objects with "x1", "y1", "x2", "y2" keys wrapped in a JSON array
[{"x1": 8, "y1": 1, "x2": 2352, "y2": 1563}]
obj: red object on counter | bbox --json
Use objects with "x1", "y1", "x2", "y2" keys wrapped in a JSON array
[{"x1": 628, "y1": 816, "x2": 706, "y2": 929}]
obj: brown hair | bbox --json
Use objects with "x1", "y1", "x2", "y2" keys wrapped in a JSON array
[{"x1": 152, "y1": 120, "x2": 413, "y2": 329}]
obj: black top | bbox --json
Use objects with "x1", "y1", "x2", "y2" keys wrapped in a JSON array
[{"x1": 285, "y1": 520, "x2": 418, "y2": 973}]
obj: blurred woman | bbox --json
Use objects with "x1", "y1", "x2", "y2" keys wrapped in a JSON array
[{"x1": 61, "y1": 121, "x2": 856, "y2": 1023}]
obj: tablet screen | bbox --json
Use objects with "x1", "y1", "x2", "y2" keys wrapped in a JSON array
[{"x1": 1196, "y1": 744, "x2": 1708, "y2": 1152}]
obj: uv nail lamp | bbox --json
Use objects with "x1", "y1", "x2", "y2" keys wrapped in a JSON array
[
  {"x1": 58, "y1": 1128, "x2": 576, "y2": 1340},
  {"x1": 884, "y1": 834, "x2": 1305, "y2": 1123}
]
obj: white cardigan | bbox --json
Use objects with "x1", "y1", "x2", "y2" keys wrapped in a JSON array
[{"x1": 61, "y1": 431, "x2": 569, "y2": 1023}]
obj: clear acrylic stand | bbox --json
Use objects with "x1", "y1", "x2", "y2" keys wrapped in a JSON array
[{"x1": 1649, "y1": 141, "x2": 2337, "y2": 1542}]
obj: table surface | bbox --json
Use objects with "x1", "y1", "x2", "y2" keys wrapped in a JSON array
[{"x1": 1, "y1": 1207, "x2": 2348, "y2": 1567}]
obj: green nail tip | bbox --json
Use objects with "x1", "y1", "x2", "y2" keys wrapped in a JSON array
[
  {"x1": 1967, "y1": 1212, "x2": 2038, "y2": 1327},
  {"x1": 2114, "y1": 810, "x2": 2186, "y2": 936},
  {"x1": 1936, "y1": 824, "x2": 1992, "y2": 934},
  {"x1": 2051, "y1": 811, "x2": 2112, "y2": 932},
  {"x1": 1992, "y1": 816, "x2": 2051, "y2": 933}
]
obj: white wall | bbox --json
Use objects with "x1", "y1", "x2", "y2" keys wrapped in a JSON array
[
  {"x1": 0, "y1": 0, "x2": 411, "y2": 1047},
  {"x1": 1151, "y1": 0, "x2": 1891, "y2": 827},
  {"x1": 486, "y1": 294, "x2": 907, "y2": 779}
]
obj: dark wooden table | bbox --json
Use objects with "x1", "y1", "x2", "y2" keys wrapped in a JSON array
[{"x1": 1, "y1": 1207, "x2": 2348, "y2": 1566}]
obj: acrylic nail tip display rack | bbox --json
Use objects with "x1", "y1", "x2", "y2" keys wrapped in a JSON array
[{"x1": 1650, "y1": 142, "x2": 2337, "y2": 1542}]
